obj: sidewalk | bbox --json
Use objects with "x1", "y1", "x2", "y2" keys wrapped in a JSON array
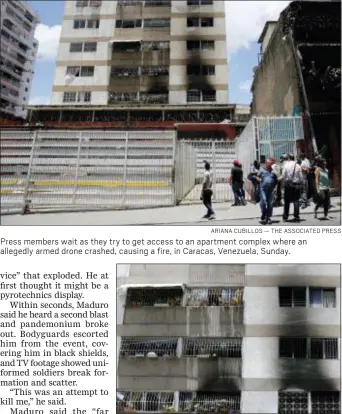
[{"x1": 2, "y1": 197, "x2": 340, "y2": 226}]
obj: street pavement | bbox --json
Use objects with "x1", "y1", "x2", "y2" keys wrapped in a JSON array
[{"x1": 1, "y1": 197, "x2": 340, "y2": 226}]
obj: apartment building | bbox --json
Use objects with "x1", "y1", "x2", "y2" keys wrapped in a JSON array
[
  {"x1": 51, "y1": 0, "x2": 228, "y2": 106},
  {"x1": 0, "y1": 0, "x2": 39, "y2": 119},
  {"x1": 116, "y1": 264, "x2": 341, "y2": 413}
]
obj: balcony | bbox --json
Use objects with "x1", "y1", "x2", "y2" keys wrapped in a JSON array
[{"x1": 119, "y1": 287, "x2": 244, "y2": 337}]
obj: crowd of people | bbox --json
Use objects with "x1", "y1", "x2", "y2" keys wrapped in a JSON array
[{"x1": 201, "y1": 153, "x2": 331, "y2": 224}]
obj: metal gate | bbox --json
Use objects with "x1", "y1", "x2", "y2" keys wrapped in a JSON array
[
  {"x1": 176, "y1": 140, "x2": 236, "y2": 203},
  {"x1": 0, "y1": 129, "x2": 175, "y2": 214}
]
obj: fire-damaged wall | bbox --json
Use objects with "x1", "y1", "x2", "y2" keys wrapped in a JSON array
[{"x1": 251, "y1": 0, "x2": 341, "y2": 187}]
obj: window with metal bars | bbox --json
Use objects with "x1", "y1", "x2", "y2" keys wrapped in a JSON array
[
  {"x1": 279, "y1": 338, "x2": 338, "y2": 359},
  {"x1": 117, "y1": 391, "x2": 175, "y2": 412},
  {"x1": 278, "y1": 391, "x2": 309, "y2": 414},
  {"x1": 187, "y1": 17, "x2": 213, "y2": 27},
  {"x1": 83, "y1": 42, "x2": 97, "y2": 52},
  {"x1": 120, "y1": 337, "x2": 178, "y2": 357},
  {"x1": 110, "y1": 67, "x2": 139, "y2": 76},
  {"x1": 87, "y1": 19, "x2": 100, "y2": 28},
  {"x1": 141, "y1": 41, "x2": 169, "y2": 51},
  {"x1": 66, "y1": 66, "x2": 94, "y2": 77},
  {"x1": 125, "y1": 287, "x2": 182, "y2": 307},
  {"x1": 144, "y1": 19, "x2": 170, "y2": 28},
  {"x1": 185, "y1": 287, "x2": 243, "y2": 307},
  {"x1": 311, "y1": 391, "x2": 340, "y2": 413},
  {"x1": 108, "y1": 92, "x2": 138, "y2": 102},
  {"x1": 140, "y1": 92, "x2": 169, "y2": 104},
  {"x1": 145, "y1": 0, "x2": 171, "y2": 6},
  {"x1": 63, "y1": 92, "x2": 76, "y2": 103},
  {"x1": 279, "y1": 287, "x2": 306, "y2": 307},
  {"x1": 73, "y1": 19, "x2": 86, "y2": 29},
  {"x1": 309, "y1": 288, "x2": 336, "y2": 308},
  {"x1": 183, "y1": 338, "x2": 242, "y2": 357},
  {"x1": 141, "y1": 66, "x2": 169, "y2": 76},
  {"x1": 179, "y1": 392, "x2": 241, "y2": 413},
  {"x1": 202, "y1": 89, "x2": 216, "y2": 101}
]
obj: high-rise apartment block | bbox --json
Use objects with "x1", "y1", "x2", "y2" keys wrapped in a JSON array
[
  {"x1": 0, "y1": 0, "x2": 39, "y2": 118},
  {"x1": 117, "y1": 264, "x2": 340, "y2": 413},
  {"x1": 52, "y1": 0, "x2": 228, "y2": 106}
]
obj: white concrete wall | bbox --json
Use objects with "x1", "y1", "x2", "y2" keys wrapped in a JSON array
[
  {"x1": 246, "y1": 264, "x2": 340, "y2": 277},
  {"x1": 261, "y1": 23, "x2": 277, "y2": 54},
  {"x1": 241, "y1": 391, "x2": 278, "y2": 414}
]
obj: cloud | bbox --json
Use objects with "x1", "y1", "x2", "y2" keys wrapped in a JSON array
[
  {"x1": 225, "y1": 1, "x2": 291, "y2": 55},
  {"x1": 239, "y1": 80, "x2": 252, "y2": 91},
  {"x1": 29, "y1": 96, "x2": 51, "y2": 105},
  {"x1": 34, "y1": 24, "x2": 62, "y2": 61}
]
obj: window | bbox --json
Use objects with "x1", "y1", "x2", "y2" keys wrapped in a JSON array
[
  {"x1": 76, "y1": 0, "x2": 88, "y2": 6},
  {"x1": 179, "y1": 393, "x2": 241, "y2": 413},
  {"x1": 279, "y1": 337, "x2": 338, "y2": 359},
  {"x1": 187, "y1": 65, "x2": 201, "y2": 76},
  {"x1": 116, "y1": 19, "x2": 142, "y2": 28},
  {"x1": 183, "y1": 338, "x2": 242, "y2": 357},
  {"x1": 279, "y1": 287, "x2": 306, "y2": 307},
  {"x1": 66, "y1": 66, "x2": 94, "y2": 77},
  {"x1": 140, "y1": 92, "x2": 168, "y2": 103},
  {"x1": 145, "y1": 0, "x2": 171, "y2": 5},
  {"x1": 125, "y1": 287, "x2": 183, "y2": 307},
  {"x1": 185, "y1": 287, "x2": 243, "y2": 306},
  {"x1": 309, "y1": 288, "x2": 336, "y2": 308},
  {"x1": 187, "y1": 90, "x2": 216, "y2": 102},
  {"x1": 187, "y1": 17, "x2": 199, "y2": 27},
  {"x1": 279, "y1": 337, "x2": 307, "y2": 358},
  {"x1": 73, "y1": 20, "x2": 86, "y2": 29},
  {"x1": 87, "y1": 19, "x2": 100, "y2": 28},
  {"x1": 279, "y1": 391, "x2": 340, "y2": 414},
  {"x1": 202, "y1": 65, "x2": 215, "y2": 75},
  {"x1": 201, "y1": 40, "x2": 214, "y2": 50},
  {"x1": 141, "y1": 41, "x2": 169, "y2": 51},
  {"x1": 278, "y1": 391, "x2": 308, "y2": 414},
  {"x1": 144, "y1": 19, "x2": 170, "y2": 28},
  {"x1": 108, "y1": 92, "x2": 138, "y2": 102},
  {"x1": 201, "y1": 17, "x2": 213, "y2": 27},
  {"x1": 310, "y1": 338, "x2": 338, "y2": 359},
  {"x1": 80, "y1": 66, "x2": 94, "y2": 76},
  {"x1": 70, "y1": 43, "x2": 83, "y2": 52},
  {"x1": 141, "y1": 66, "x2": 169, "y2": 76},
  {"x1": 111, "y1": 67, "x2": 139, "y2": 76},
  {"x1": 311, "y1": 392, "x2": 340, "y2": 414},
  {"x1": 202, "y1": 90, "x2": 216, "y2": 101},
  {"x1": 83, "y1": 42, "x2": 97, "y2": 52},
  {"x1": 187, "y1": 0, "x2": 213, "y2": 5},
  {"x1": 63, "y1": 92, "x2": 76, "y2": 103},
  {"x1": 120, "y1": 337, "x2": 178, "y2": 357}
]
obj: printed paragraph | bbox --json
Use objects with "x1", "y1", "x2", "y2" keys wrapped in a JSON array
[{"x1": 0, "y1": 270, "x2": 112, "y2": 414}]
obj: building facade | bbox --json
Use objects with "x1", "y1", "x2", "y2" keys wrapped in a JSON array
[
  {"x1": 117, "y1": 264, "x2": 341, "y2": 413},
  {"x1": 51, "y1": 0, "x2": 228, "y2": 106},
  {"x1": 0, "y1": 0, "x2": 39, "y2": 119}
]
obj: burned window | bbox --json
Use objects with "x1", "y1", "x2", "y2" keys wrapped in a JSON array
[
  {"x1": 63, "y1": 92, "x2": 77, "y2": 103},
  {"x1": 310, "y1": 338, "x2": 338, "y2": 359},
  {"x1": 202, "y1": 90, "x2": 216, "y2": 101},
  {"x1": 141, "y1": 41, "x2": 169, "y2": 51},
  {"x1": 201, "y1": 0, "x2": 213, "y2": 5},
  {"x1": 111, "y1": 67, "x2": 139, "y2": 76},
  {"x1": 309, "y1": 288, "x2": 336, "y2": 308},
  {"x1": 183, "y1": 338, "x2": 242, "y2": 358},
  {"x1": 187, "y1": 0, "x2": 200, "y2": 4},
  {"x1": 187, "y1": 17, "x2": 199, "y2": 27},
  {"x1": 116, "y1": 20, "x2": 142, "y2": 28},
  {"x1": 84, "y1": 42, "x2": 97, "y2": 52},
  {"x1": 141, "y1": 66, "x2": 169, "y2": 76},
  {"x1": 311, "y1": 392, "x2": 340, "y2": 414},
  {"x1": 144, "y1": 19, "x2": 170, "y2": 28},
  {"x1": 120, "y1": 337, "x2": 178, "y2": 357},
  {"x1": 185, "y1": 287, "x2": 243, "y2": 307},
  {"x1": 73, "y1": 20, "x2": 86, "y2": 29},
  {"x1": 187, "y1": 65, "x2": 201, "y2": 76},
  {"x1": 125, "y1": 286, "x2": 182, "y2": 307},
  {"x1": 140, "y1": 92, "x2": 168, "y2": 104},
  {"x1": 179, "y1": 392, "x2": 241, "y2": 413},
  {"x1": 187, "y1": 90, "x2": 201, "y2": 103},
  {"x1": 278, "y1": 391, "x2": 308, "y2": 414},
  {"x1": 279, "y1": 337, "x2": 307, "y2": 358},
  {"x1": 108, "y1": 92, "x2": 138, "y2": 102},
  {"x1": 187, "y1": 40, "x2": 200, "y2": 51},
  {"x1": 117, "y1": 392, "x2": 174, "y2": 413},
  {"x1": 201, "y1": 17, "x2": 213, "y2": 27},
  {"x1": 113, "y1": 41, "x2": 141, "y2": 52},
  {"x1": 202, "y1": 65, "x2": 215, "y2": 75},
  {"x1": 69, "y1": 43, "x2": 83, "y2": 52},
  {"x1": 279, "y1": 287, "x2": 306, "y2": 307}
]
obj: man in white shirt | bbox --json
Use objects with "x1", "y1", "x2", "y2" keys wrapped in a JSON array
[
  {"x1": 298, "y1": 152, "x2": 311, "y2": 208},
  {"x1": 282, "y1": 153, "x2": 303, "y2": 222}
]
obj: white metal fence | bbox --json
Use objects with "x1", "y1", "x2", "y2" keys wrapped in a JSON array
[{"x1": 0, "y1": 130, "x2": 175, "y2": 214}]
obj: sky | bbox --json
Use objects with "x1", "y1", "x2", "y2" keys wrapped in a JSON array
[{"x1": 27, "y1": 0, "x2": 291, "y2": 106}]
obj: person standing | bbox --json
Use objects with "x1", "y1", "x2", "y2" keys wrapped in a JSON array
[
  {"x1": 248, "y1": 160, "x2": 260, "y2": 203},
  {"x1": 282, "y1": 153, "x2": 303, "y2": 222},
  {"x1": 229, "y1": 160, "x2": 246, "y2": 206},
  {"x1": 314, "y1": 158, "x2": 330, "y2": 220},
  {"x1": 269, "y1": 157, "x2": 282, "y2": 207},
  {"x1": 299, "y1": 152, "x2": 311, "y2": 208},
  {"x1": 201, "y1": 161, "x2": 215, "y2": 220},
  {"x1": 256, "y1": 159, "x2": 278, "y2": 225}
]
